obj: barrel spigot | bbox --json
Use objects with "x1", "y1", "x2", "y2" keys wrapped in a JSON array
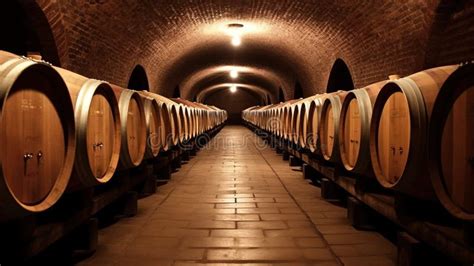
[{"x1": 24, "y1": 153, "x2": 34, "y2": 161}]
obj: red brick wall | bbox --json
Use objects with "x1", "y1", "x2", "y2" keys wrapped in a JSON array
[{"x1": 9, "y1": 1, "x2": 474, "y2": 100}]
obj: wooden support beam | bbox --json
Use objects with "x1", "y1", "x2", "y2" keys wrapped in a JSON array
[
  {"x1": 347, "y1": 196, "x2": 377, "y2": 230},
  {"x1": 289, "y1": 155, "x2": 302, "y2": 167},
  {"x1": 70, "y1": 218, "x2": 98, "y2": 257},
  {"x1": 118, "y1": 191, "x2": 138, "y2": 217},
  {"x1": 321, "y1": 178, "x2": 346, "y2": 202}
]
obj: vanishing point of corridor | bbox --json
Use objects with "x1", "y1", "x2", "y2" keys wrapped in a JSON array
[{"x1": 80, "y1": 126, "x2": 396, "y2": 266}]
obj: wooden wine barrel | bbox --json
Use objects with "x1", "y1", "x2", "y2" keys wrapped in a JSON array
[
  {"x1": 261, "y1": 104, "x2": 275, "y2": 132},
  {"x1": 193, "y1": 108, "x2": 198, "y2": 137},
  {"x1": 296, "y1": 96, "x2": 319, "y2": 148},
  {"x1": 171, "y1": 99, "x2": 194, "y2": 140},
  {"x1": 429, "y1": 64, "x2": 474, "y2": 220},
  {"x1": 291, "y1": 103, "x2": 302, "y2": 145},
  {"x1": 0, "y1": 51, "x2": 76, "y2": 218},
  {"x1": 282, "y1": 106, "x2": 291, "y2": 140},
  {"x1": 185, "y1": 106, "x2": 193, "y2": 139},
  {"x1": 270, "y1": 108, "x2": 278, "y2": 134},
  {"x1": 271, "y1": 104, "x2": 282, "y2": 134},
  {"x1": 276, "y1": 106, "x2": 285, "y2": 137},
  {"x1": 320, "y1": 91, "x2": 349, "y2": 162},
  {"x1": 262, "y1": 108, "x2": 267, "y2": 129},
  {"x1": 213, "y1": 110, "x2": 220, "y2": 128},
  {"x1": 370, "y1": 65, "x2": 458, "y2": 200},
  {"x1": 55, "y1": 67, "x2": 121, "y2": 187},
  {"x1": 295, "y1": 100, "x2": 308, "y2": 147},
  {"x1": 168, "y1": 104, "x2": 181, "y2": 145},
  {"x1": 111, "y1": 86, "x2": 147, "y2": 169},
  {"x1": 338, "y1": 81, "x2": 388, "y2": 174},
  {"x1": 273, "y1": 107, "x2": 279, "y2": 134},
  {"x1": 209, "y1": 111, "x2": 216, "y2": 129},
  {"x1": 201, "y1": 110, "x2": 207, "y2": 131},
  {"x1": 196, "y1": 109, "x2": 203, "y2": 135},
  {"x1": 200, "y1": 110, "x2": 207, "y2": 132},
  {"x1": 289, "y1": 103, "x2": 298, "y2": 143},
  {"x1": 282, "y1": 99, "x2": 302, "y2": 141},
  {"x1": 274, "y1": 107, "x2": 280, "y2": 136},
  {"x1": 141, "y1": 95, "x2": 162, "y2": 159},
  {"x1": 158, "y1": 102, "x2": 173, "y2": 151},
  {"x1": 141, "y1": 91, "x2": 180, "y2": 146},
  {"x1": 187, "y1": 107, "x2": 196, "y2": 138},
  {"x1": 175, "y1": 98, "x2": 199, "y2": 137},
  {"x1": 177, "y1": 104, "x2": 188, "y2": 142},
  {"x1": 304, "y1": 95, "x2": 327, "y2": 153},
  {"x1": 202, "y1": 109, "x2": 209, "y2": 132}
]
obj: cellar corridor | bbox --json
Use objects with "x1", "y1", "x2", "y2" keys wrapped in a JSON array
[{"x1": 79, "y1": 126, "x2": 396, "y2": 266}]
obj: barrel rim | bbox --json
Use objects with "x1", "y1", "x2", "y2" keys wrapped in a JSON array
[
  {"x1": 320, "y1": 93, "x2": 345, "y2": 162},
  {"x1": 369, "y1": 80, "x2": 420, "y2": 188},
  {"x1": 338, "y1": 89, "x2": 371, "y2": 173},
  {"x1": 306, "y1": 98, "x2": 322, "y2": 153},
  {"x1": 118, "y1": 89, "x2": 147, "y2": 168},
  {"x1": 143, "y1": 96, "x2": 162, "y2": 158},
  {"x1": 0, "y1": 58, "x2": 76, "y2": 215},
  {"x1": 296, "y1": 103, "x2": 307, "y2": 147},
  {"x1": 75, "y1": 80, "x2": 121, "y2": 185},
  {"x1": 159, "y1": 102, "x2": 173, "y2": 151},
  {"x1": 169, "y1": 104, "x2": 181, "y2": 145},
  {"x1": 429, "y1": 64, "x2": 474, "y2": 220}
]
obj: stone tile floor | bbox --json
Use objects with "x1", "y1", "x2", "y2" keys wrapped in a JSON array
[{"x1": 79, "y1": 126, "x2": 396, "y2": 266}]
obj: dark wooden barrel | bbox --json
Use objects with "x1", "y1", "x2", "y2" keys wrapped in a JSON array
[
  {"x1": 176, "y1": 104, "x2": 187, "y2": 142},
  {"x1": 141, "y1": 95, "x2": 162, "y2": 158},
  {"x1": 370, "y1": 65, "x2": 458, "y2": 200},
  {"x1": 170, "y1": 104, "x2": 181, "y2": 144},
  {"x1": 171, "y1": 98, "x2": 196, "y2": 138},
  {"x1": 282, "y1": 99, "x2": 302, "y2": 141},
  {"x1": 305, "y1": 95, "x2": 326, "y2": 153},
  {"x1": 196, "y1": 109, "x2": 203, "y2": 135},
  {"x1": 55, "y1": 67, "x2": 121, "y2": 188},
  {"x1": 296, "y1": 96, "x2": 321, "y2": 149},
  {"x1": 111, "y1": 86, "x2": 147, "y2": 169},
  {"x1": 186, "y1": 106, "x2": 196, "y2": 139},
  {"x1": 338, "y1": 81, "x2": 388, "y2": 174},
  {"x1": 320, "y1": 91, "x2": 349, "y2": 163},
  {"x1": 429, "y1": 64, "x2": 474, "y2": 220},
  {"x1": 290, "y1": 103, "x2": 301, "y2": 144},
  {"x1": 140, "y1": 91, "x2": 175, "y2": 150},
  {"x1": 0, "y1": 51, "x2": 76, "y2": 219}
]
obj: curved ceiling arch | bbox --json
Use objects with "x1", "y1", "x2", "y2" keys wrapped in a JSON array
[
  {"x1": 35, "y1": 1, "x2": 451, "y2": 99},
  {"x1": 157, "y1": 39, "x2": 309, "y2": 99},
  {"x1": 182, "y1": 65, "x2": 288, "y2": 101},
  {"x1": 197, "y1": 83, "x2": 270, "y2": 103}
]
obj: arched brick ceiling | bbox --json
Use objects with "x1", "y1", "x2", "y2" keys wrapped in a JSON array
[
  {"x1": 36, "y1": 0, "x2": 446, "y2": 99},
  {"x1": 181, "y1": 66, "x2": 289, "y2": 101},
  {"x1": 196, "y1": 83, "x2": 270, "y2": 103}
]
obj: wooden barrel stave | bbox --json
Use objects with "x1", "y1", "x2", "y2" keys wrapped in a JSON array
[
  {"x1": 320, "y1": 91, "x2": 348, "y2": 163},
  {"x1": 429, "y1": 64, "x2": 474, "y2": 220},
  {"x1": 55, "y1": 67, "x2": 121, "y2": 188},
  {"x1": 370, "y1": 66, "x2": 458, "y2": 200},
  {"x1": 112, "y1": 86, "x2": 147, "y2": 169},
  {"x1": 338, "y1": 81, "x2": 387, "y2": 174},
  {"x1": 141, "y1": 95, "x2": 162, "y2": 159},
  {"x1": 0, "y1": 51, "x2": 76, "y2": 218}
]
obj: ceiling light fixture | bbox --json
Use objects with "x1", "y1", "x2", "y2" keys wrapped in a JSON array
[
  {"x1": 231, "y1": 35, "x2": 241, "y2": 47},
  {"x1": 229, "y1": 85, "x2": 237, "y2": 93},
  {"x1": 230, "y1": 69, "x2": 239, "y2": 79},
  {"x1": 228, "y1": 23, "x2": 244, "y2": 29}
]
